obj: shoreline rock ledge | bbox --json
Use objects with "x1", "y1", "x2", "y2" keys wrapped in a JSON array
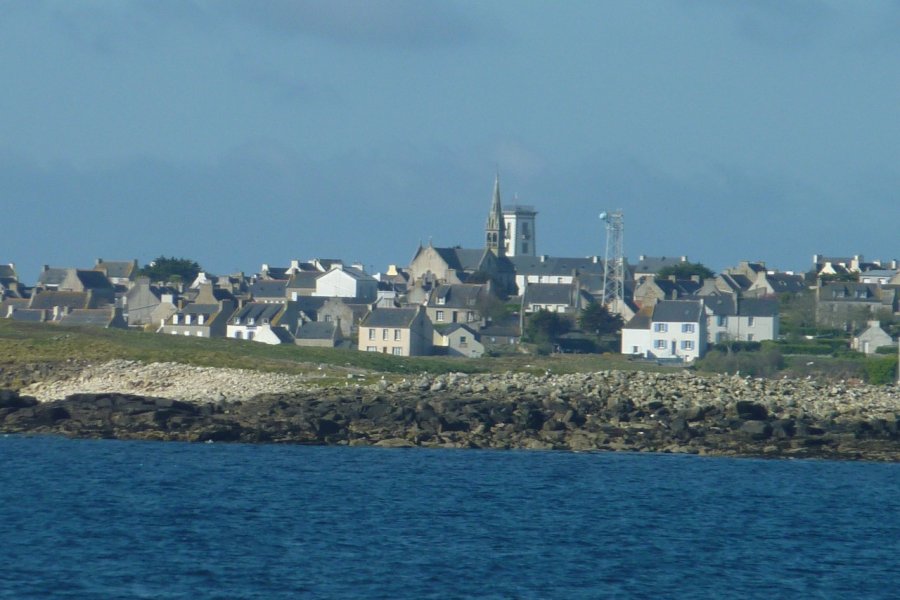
[{"x1": 4, "y1": 367, "x2": 900, "y2": 461}]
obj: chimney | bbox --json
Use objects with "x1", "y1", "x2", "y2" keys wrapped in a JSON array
[{"x1": 96, "y1": 258, "x2": 103, "y2": 266}]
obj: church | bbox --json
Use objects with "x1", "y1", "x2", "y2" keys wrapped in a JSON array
[{"x1": 407, "y1": 175, "x2": 525, "y2": 296}]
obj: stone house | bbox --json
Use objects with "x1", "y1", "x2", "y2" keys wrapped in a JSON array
[
  {"x1": 123, "y1": 278, "x2": 180, "y2": 327},
  {"x1": 852, "y1": 321, "x2": 894, "y2": 355},
  {"x1": 158, "y1": 284, "x2": 235, "y2": 338},
  {"x1": 633, "y1": 276, "x2": 702, "y2": 309},
  {"x1": 703, "y1": 295, "x2": 779, "y2": 344},
  {"x1": 249, "y1": 279, "x2": 288, "y2": 304},
  {"x1": 425, "y1": 283, "x2": 492, "y2": 327},
  {"x1": 316, "y1": 297, "x2": 369, "y2": 337},
  {"x1": 93, "y1": 259, "x2": 139, "y2": 286},
  {"x1": 358, "y1": 306, "x2": 433, "y2": 356},
  {"x1": 521, "y1": 282, "x2": 593, "y2": 314},
  {"x1": 816, "y1": 282, "x2": 897, "y2": 330},
  {"x1": 621, "y1": 300, "x2": 706, "y2": 362}
]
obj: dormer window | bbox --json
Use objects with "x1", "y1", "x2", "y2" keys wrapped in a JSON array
[
  {"x1": 248, "y1": 318, "x2": 255, "y2": 325},
  {"x1": 172, "y1": 314, "x2": 179, "y2": 325},
  {"x1": 234, "y1": 317, "x2": 241, "y2": 325},
  {"x1": 185, "y1": 314, "x2": 192, "y2": 325},
  {"x1": 198, "y1": 315, "x2": 205, "y2": 325},
  {"x1": 437, "y1": 297, "x2": 446, "y2": 305}
]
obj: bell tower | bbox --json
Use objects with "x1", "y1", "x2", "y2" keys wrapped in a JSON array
[{"x1": 485, "y1": 174, "x2": 505, "y2": 257}]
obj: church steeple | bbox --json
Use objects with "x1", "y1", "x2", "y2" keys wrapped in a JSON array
[{"x1": 485, "y1": 173, "x2": 505, "y2": 257}]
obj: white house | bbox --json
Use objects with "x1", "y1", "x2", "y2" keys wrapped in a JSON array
[
  {"x1": 621, "y1": 300, "x2": 706, "y2": 362},
  {"x1": 314, "y1": 265, "x2": 378, "y2": 302}
]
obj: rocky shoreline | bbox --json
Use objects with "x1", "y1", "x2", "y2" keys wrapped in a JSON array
[{"x1": 4, "y1": 361, "x2": 900, "y2": 460}]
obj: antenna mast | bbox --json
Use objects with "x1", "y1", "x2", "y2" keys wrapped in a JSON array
[{"x1": 599, "y1": 210, "x2": 625, "y2": 314}]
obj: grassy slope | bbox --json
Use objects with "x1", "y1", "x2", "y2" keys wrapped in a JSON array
[{"x1": 0, "y1": 319, "x2": 668, "y2": 379}]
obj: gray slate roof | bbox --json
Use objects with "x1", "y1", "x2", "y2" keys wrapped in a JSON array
[
  {"x1": 183, "y1": 303, "x2": 220, "y2": 315},
  {"x1": 764, "y1": 273, "x2": 806, "y2": 293},
  {"x1": 95, "y1": 260, "x2": 137, "y2": 279},
  {"x1": 74, "y1": 270, "x2": 114, "y2": 290},
  {"x1": 361, "y1": 307, "x2": 419, "y2": 328},
  {"x1": 59, "y1": 309, "x2": 115, "y2": 327},
  {"x1": 231, "y1": 303, "x2": 283, "y2": 323},
  {"x1": 295, "y1": 321, "x2": 338, "y2": 340},
  {"x1": 29, "y1": 291, "x2": 89, "y2": 310},
  {"x1": 0, "y1": 265, "x2": 16, "y2": 279},
  {"x1": 287, "y1": 272, "x2": 319, "y2": 290},
  {"x1": 250, "y1": 280, "x2": 287, "y2": 299},
  {"x1": 523, "y1": 283, "x2": 573, "y2": 305},
  {"x1": 430, "y1": 284, "x2": 485, "y2": 308},
  {"x1": 738, "y1": 298, "x2": 778, "y2": 317},
  {"x1": 652, "y1": 300, "x2": 704, "y2": 323},
  {"x1": 510, "y1": 255, "x2": 607, "y2": 277},
  {"x1": 10, "y1": 309, "x2": 45, "y2": 322},
  {"x1": 38, "y1": 267, "x2": 68, "y2": 287}
]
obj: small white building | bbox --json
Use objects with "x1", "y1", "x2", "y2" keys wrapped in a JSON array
[
  {"x1": 621, "y1": 300, "x2": 706, "y2": 362},
  {"x1": 314, "y1": 265, "x2": 378, "y2": 302},
  {"x1": 853, "y1": 321, "x2": 894, "y2": 355}
]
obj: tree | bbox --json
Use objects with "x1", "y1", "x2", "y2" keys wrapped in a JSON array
[
  {"x1": 139, "y1": 256, "x2": 202, "y2": 284},
  {"x1": 657, "y1": 262, "x2": 714, "y2": 280},
  {"x1": 524, "y1": 309, "x2": 570, "y2": 345},
  {"x1": 578, "y1": 302, "x2": 623, "y2": 337}
]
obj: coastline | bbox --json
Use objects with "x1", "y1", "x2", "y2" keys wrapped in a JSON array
[{"x1": 4, "y1": 361, "x2": 900, "y2": 461}]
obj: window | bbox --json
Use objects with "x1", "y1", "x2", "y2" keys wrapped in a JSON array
[
  {"x1": 654, "y1": 339, "x2": 667, "y2": 349},
  {"x1": 682, "y1": 323, "x2": 695, "y2": 333},
  {"x1": 467, "y1": 311, "x2": 475, "y2": 322},
  {"x1": 436, "y1": 310, "x2": 444, "y2": 322},
  {"x1": 436, "y1": 297, "x2": 446, "y2": 305},
  {"x1": 521, "y1": 242, "x2": 528, "y2": 254},
  {"x1": 247, "y1": 332, "x2": 254, "y2": 340},
  {"x1": 184, "y1": 331, "x2": 190, "y2": 336},
  {"x1": 681, "y1": 340, "x2": 694, "y2": 350},
  {"x1": 747, "y1": 334, "x2": 754, "y2": 342},
  {"x1": 653, "y1": 323, "x2": 668, "y2": 333},
  {"x1": 366, "y1": 346, "x2": 377, "y2": 352},
  {"x1": 394, "y1": 329, "x2": 401, "y2": 341},
  {"x1": 368, "y1": 329, "x2": 375, "y2": 340},
  {"x1": 198, "y1": 315, "x2": 205, "y2": 325},
  {"x1": 172, "y1": 315, "x2": 179, "y2": 325},
  {"x1": 324, "y1": 315, "x2": 332, "y2": 322},
  {"x1": 717, "y1": 316, "x2": 727, "y2": 327},
  {"x1": 747, "y1": 316, "x2": 755, "y2": 326},
  {"x1": 196, "y1": 332, "x2": 203, "y2": 337},
  {"x1": 459, "y1": 336, "x2": 468, "y2": 347},
  {"x1": 235, "y1": 331, "x2": 243, "y2": 339},
  {"x1": 185, "y1": 314, "x2": 192, "y2": 325},
  {"x1": 382, "y1": 328, "x2": 388, "y2": 340},
  {"x1": 392, "y1": 348, "x2": 403, "y2": 356}
]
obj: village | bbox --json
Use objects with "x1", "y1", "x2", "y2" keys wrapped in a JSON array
[{"x1": 2, "y1": 177, "x2": 898, "y2": 362}]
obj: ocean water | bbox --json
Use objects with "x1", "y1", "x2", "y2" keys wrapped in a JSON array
[{"x1": 2, "y1": 436, "x2": 899, "y2": 599}]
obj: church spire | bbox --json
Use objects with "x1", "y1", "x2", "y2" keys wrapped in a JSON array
[{"x1": 485, "y1": 173, "x2": 505, "y2": 257}]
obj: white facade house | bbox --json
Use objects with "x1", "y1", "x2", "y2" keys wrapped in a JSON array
[
  {"x1": 621, "y1": 300, "x2": 706, "y2": 362},
  {"x1": 313, "y1": 265, "x2": 378, "y2": 302}
]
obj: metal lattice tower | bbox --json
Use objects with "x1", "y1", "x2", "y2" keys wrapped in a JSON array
[{"x1": 600, "y1": 210, "x2": 625, "y2": 312}]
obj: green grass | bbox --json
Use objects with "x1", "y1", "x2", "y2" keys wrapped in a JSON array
[{"x1": 0, "y1": 319, "x2": 672, "y2": 379}]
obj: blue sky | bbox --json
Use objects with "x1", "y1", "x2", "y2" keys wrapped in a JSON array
[{"x1": 3, "y1": 1, "x2": 899, "y2": 283}]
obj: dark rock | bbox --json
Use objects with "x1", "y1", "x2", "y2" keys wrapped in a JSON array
[
  {"x1": 739, "y1": 420, "x2": 772, "y2": 440},
  {"x1": 736, "y1": 401, "x2": 768, "y2": 421}
]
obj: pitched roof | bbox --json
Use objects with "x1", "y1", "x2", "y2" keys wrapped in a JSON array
[
  {"x1": 703, "y1": 294, "x2": 737, "y2": 316},
  {"x1": 0, "y1": 264, "x2": 16, "y2": 279},
  {"x1": 38, "y1": 267, "x2": 68, "y2": 287},
  {"x1": 764, "y1": 273, "x2": 806, "y2": 293},
  {"x1": 737, "y1": 298, "x2": 778, "y2": 317},
  {"x1": 59, "y1": 309, "x2": 116, "y2": 327},
  {"x1": 94, "y1": 260, "x2": 137, "y2": 280},
  {"x1": 287, "y1": 271, "x2": 319, "y2": 289},
  {"x1": 29, "y1": 291, "x2": 90, "y2": 310},
  {"x1": 230, "y1": 302, "x2": 284, "y2": 323},
  {"x1": 268, "y1": 326, "x2": 295, "y2": 343},
  {"x1": 652, "y1": 300, "x2": 703, "y2": 323},
  {"x1": 182, "y1": 303, "x2": 221, "y2": 315},
  {"x1": 623, "y1": 309, "x2": 652, "y2": 330},
  {"x1": 10, "y1": 308, "x2": 45, "y2": 322},
  {"x1": 510, "y1": 255, "x2": 607, "y2": 277},
  {"x1": 361, "y1": 307, "x2": 420, "y2": 328},
  {"x1": 73, "y1": 270, "x2": 114, "y2": 290},
  {"x1": 295, "y1": 321, "x2": 338, "y2": 340},
  {"x1": 442, "y1": 323, "x2": 478, "y2": 337},
  {"x1": 430, "y1": 284, "x2": 485, "y2": 309},
  {"x1": 524, "y1": 283, "x2": 573, "y2": 305},
  {"x1": 633, "y1": 256, "x2": 687, "y2": 275},
  {"x1": 250, "y1": 280, "x2": 287, "y2": 299}
]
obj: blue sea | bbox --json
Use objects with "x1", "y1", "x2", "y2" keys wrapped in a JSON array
[{"x1": 2, "y1": 436, "x2": 899, "y2": 599}]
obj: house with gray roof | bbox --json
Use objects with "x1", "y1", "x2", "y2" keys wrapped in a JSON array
[
  {"x1": 853, "y1": 321, "x2": 895, "y2": 355},
  {"x1": 433, "y1": 323, "x2": 484, "y2": 358},
  {"x1": 633, "y1": 276, "x2": 703, "y2": 309},
  {"x1": 522, "y1": 282, "x2": 593, "y2": 314},
  {"x1": 425, "y1": 283, "x2": 493, "y2": 327},
  {"x1": 747, "y1": 272, "x2": 807, "y2": 297},
  {"x1": 358, "y1": 306, "x2": 433, "y2": 356},
  {"x1": 28, "y1": 291, "x2": 92, "y2": 312},
  {"x1": 93, "y1": 259, "x2": 139, "y2": 286},
  {"x1": 294, "y1": 321, "x2": 343, "y2": 348},
  {"x1": 703, "y1": 295, "x2": 779, "y2": 344},
  {"x1": 36, "y1": 266, "x2": 70, "y2": 291},
  {"x1": 407, "y1": 243, "x2": 515, "y2": 295},
  {"x1": 123, "y1": 278, "x2": 180, "y2": 327},
  {"x1": 158, "y1": 285, "x2": 235, "y2": 338},
  {"x1": 286, "y1": 271, "x2": 320, "y2": 298},
  {"x1": 631, "y1": 255, "x2": 689, "y2": 281},
  {"x1": 621, "y1": 300, "x2": 706, "y2": 362},
  {"x1": 817, "y1": 282, "x2": 897, "y2": 330},
  {"x1": 226, "y1": 301, "x2": 302, "y2": 343}
]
